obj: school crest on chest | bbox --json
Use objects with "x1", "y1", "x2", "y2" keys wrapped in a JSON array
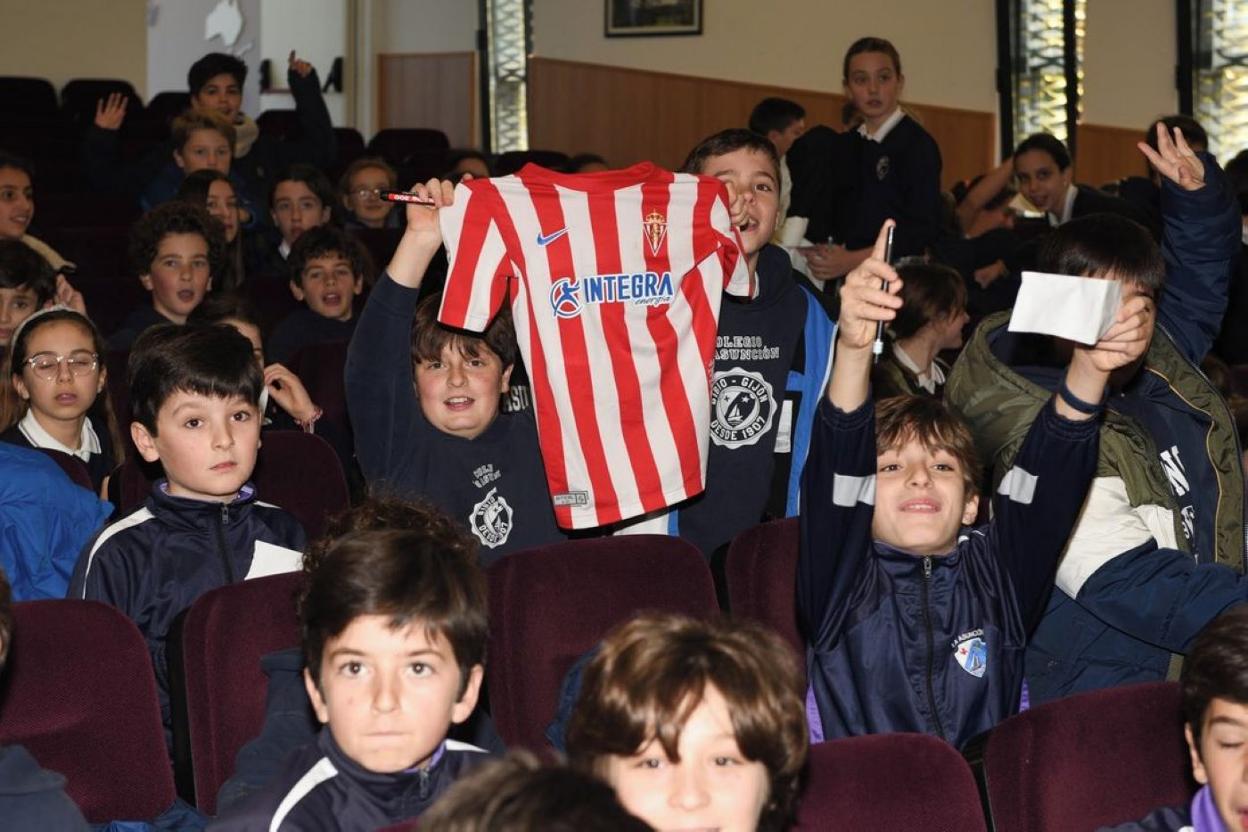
[{"x1": 470, "y1": 487, "x2": 513, "y2": 549}]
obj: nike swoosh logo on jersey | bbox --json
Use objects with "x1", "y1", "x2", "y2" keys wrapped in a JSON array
[{"x1": 536, "y1": 228, "x2": 569, "y2": 246}]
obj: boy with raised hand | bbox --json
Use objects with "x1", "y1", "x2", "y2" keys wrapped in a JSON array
[
  {"x1": 345, "y1": 178, "x2": 563, "y2": 562},
  {"x1": 947, "y1": 125, "x2": 1245, "y2": 705},
  {"x1": 69, "y1": 323, "x2": 306, "y2": 742},
  {"x1": 87, "y1": 51, "x2": 335, "y2": 215},
  {"x1": 799, "y1": 220, "x2": 1148, "y2": 748},
  {"x1": 210, "y1": 522, "x2": 491, "y2": 831}
]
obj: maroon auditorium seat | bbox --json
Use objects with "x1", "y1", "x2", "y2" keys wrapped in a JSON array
[
  {"x1": 61, "y1": 78, "x2": 143, "y2": 133},
  {"x1": 723, "y1": 517, "x2": 804, "y2": 663},
  {"x1": 333, "y1": 126, "x2": 366, "y2": 169},
  {"x1": 486, "y1": 535, "x2": 718, "y2": 751},
  {"x1": 33, "y1": 192, "x2": 139, "y2": 231},
  {"x1": 493, "y1": 149, "x2": 571, "y2": 176},
  {"x1": 349, "y1": 226, "x2": 404, "y2": 275},
  {"x1": 0, "y1": 600, "x2": 175, "y2": 823},
  {"x1": 176, "y1": 571, "x2": 305, "y2": 815},
  {"x1": 367, "y1": 128, "x2": 450, "y2": 167},
  {"x1": 792, "y1": 734, "x2": 988, "y2": 831},
  {"x1": 256, "y1": 108, "x2": 300, "y2": 141},
  {"x1": 248, "y1": 273, "x2": 302, "y2": 335},
  {"x1": 966, "y1": 681, "x2": 1194, "y2": 831},
  {"x1": 0, "y1": 76, "x2": 60, "y2": 125},
  {"x1": 289, "y1": 340, "x2": 350, "y2": 436},
  {"x1": 145, "y1": 91, "x2": 191, "y2": 127}
]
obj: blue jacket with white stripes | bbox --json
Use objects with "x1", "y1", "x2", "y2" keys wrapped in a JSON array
[
  {"x1": 798, "y1": 394, "x2": 1101, "y2": 749},
  {"x1": 209, "y1": 728, "x2": 491, "y2": 831}
]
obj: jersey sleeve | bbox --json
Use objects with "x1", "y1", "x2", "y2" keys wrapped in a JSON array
[
  {"x1": 438, "y1": 181, "x2": 514, "y2": 332},
  {"x1": 708, "y1": 185, "x2": 756, "y2": 300}
]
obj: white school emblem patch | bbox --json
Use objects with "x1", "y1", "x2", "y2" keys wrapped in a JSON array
[
  {"x1": 953, "y1": 631, "x2": 988, "y2": 678},
  {"x1": 470, "y1": 487, "x2": 513, "y2": 549},
  {"x1": 709, "y1": 367, "x2": 776, "y2": 449}
]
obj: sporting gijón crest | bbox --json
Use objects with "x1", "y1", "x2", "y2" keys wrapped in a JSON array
[{"x1": 643, "y1": 210, "x2": 667, "y2": 256}]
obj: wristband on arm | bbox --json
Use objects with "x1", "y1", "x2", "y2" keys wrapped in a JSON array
[{"x1": 1057, "y1": 376, "x2": 1105, "y2": 415}]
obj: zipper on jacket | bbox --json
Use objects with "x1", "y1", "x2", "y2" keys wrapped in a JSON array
[
  {"x1": 920, "y1": 556, "x2": 947, "y2": 741},
  {"x1": 216, "y1": 503, "x2": 237, "y2": 584}
]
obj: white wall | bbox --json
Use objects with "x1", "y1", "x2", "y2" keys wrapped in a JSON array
[
  {"x1": 258, "y1": 0, "x2": 349, "y2": 124},
  {"x1": 1082, "y1": 0, "x2": 1177, "y2": 130},
  {"x1": 0, "y1": 0, "x2": 147, "y2": 97},
  {"x1": 353, "y1": 0, "x2": 480, "y2": 137},
  {"x1": 531, "y1": 0, "x2": 999, "y2": 114},
  {"x1": 373, "y1": 0, "x2": 478, "y2": 53}
]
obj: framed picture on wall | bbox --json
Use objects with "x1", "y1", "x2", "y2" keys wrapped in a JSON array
[{"x1": 605, "y1": 0, "x2": 703, "y2": 37}]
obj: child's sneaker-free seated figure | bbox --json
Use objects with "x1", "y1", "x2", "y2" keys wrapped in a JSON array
[
  {"x1": 69, "y1": 323, "x2": 306, "y2": 741},
  {"x1": 210, "y1": 521, "x2": 491, "y2": 831},
  {"x1": 799, "y1": 220, "x2": 1152, "y2": 748}
]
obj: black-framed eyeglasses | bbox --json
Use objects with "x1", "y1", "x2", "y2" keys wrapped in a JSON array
[
  {"x1": 350, "y1": 187, "x2": 382, "y2": 201},
  {"x1": 24, "y1": 350, "x2": 99, "y2": 380}
]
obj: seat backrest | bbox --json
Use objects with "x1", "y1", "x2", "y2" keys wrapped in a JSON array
[
  {"x1": 334, "y1": 126, "x2": 366, "y2": 168},
  {"x1": 493, "y1": 150, "x2": 571, "y2": 176},
  {"x1": 367, "y1": 128, "x2": 450, "y2": 166},
  {"x1": 793, "y1": 734, "x2": 988, "y2": 830},
  {"x1": 723, "y1": 518, "x2": 804, "y2": 661},
  {"x1": 486, "y1": 535, "x2": 718, "y2": 751},
  {"x1": 0, "y1": 76, "x2": 59, "y2": 123},
  {"x1": 61, "y1": 78, "x2": 143, "y2": 132},
  {"x1": 256, "y1": 108, "x2": 300, "y2": 141},
  {"x1": 975, "y1": 681, "x2": 1194, "y2": 831},
  {"x1": 0, "y1": 599, "x2": 175, "y2": 823},
  {"x1": 145, "y1": 91, "x2": 191, "y2": 126},
  {"x1": 109, "y1": 431, "x2": 348, "y2": 538},
  {"x1": 31, "y1": 447, "x2": 94, "y2": 492},
  {"x1": 251, "y1": 431, "x2": 349, "y2": 539},
  {"x1": 288, "y1": 340, "x2": 351, "y2": 431},
  {"x1": 349, "y1": 227, "x2": 405, "y2": 275},
  {"x1": 179, "y1": 571, "x2": 305, "y2": 816}
]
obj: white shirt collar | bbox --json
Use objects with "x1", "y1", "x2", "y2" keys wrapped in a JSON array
[
  {"x1": 18, "y1": 409, "x2": 102, "y2": 462},
  {"x1": 858, "y1": 108, "x2": 905, "y2": 143},
  {"x1": 1049, "y1": 184, "x2": 1078, "y2": 227},
  {"x1": 278, "y1": 238, "x2": 292, "y2": 259},
  {"x1": 892, "y1": 342, "x2": 945, "y2": 394}
]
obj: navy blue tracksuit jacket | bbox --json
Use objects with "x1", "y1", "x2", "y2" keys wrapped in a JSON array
[{"x1": 798, "y1": 394, "x2": 1100, "y2": 749}]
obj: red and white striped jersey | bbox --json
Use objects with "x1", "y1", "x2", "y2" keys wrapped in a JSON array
[{"x1": 438, "y1": 162, "x2": 753, "y2": 529}]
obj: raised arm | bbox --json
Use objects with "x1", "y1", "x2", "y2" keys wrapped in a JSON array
[
  {"x1": 1139, "y1": 124, "x2": 1240, "y2": 363},
  {"x1": 344, "y1": 178, "x2": 454, "y2": 482},
  {"x1": 271, "y1": 51, "x2": 337, "y2": 170},
  {"x1": 995, "y1": 292, "x2": 1153, "y2": 630},
  {"x1": 798, "y1": 222, "x2": 899, "y2": 648}
]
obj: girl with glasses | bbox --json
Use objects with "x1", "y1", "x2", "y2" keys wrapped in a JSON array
[{"x1": 2, "y1": 308, "x2": 124, "y2": 493}]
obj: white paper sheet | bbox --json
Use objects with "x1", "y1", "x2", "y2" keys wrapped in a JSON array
[{"x1": 1008, "y1": 271, "x2": 1123, "y2": 345}]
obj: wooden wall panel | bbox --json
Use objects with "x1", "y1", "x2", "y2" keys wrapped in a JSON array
[
  {"x1": 1076, "y1": 123, "x2": 1150, "y2": 187},
  {"x1": 377, "y1": 52, "x2": 476, "y2": 147},
  {"x1": 528, "y1": 57, "x2": 995, "y2": 190}
]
